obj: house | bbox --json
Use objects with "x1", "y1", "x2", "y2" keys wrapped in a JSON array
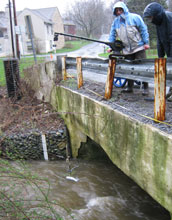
[
  {"x1": 0, "y1": 11, "x2": 9, "y2": 57},
  {"x1": 63, "y1": 19, "x2": 76, "y2": 40},
  {"x1": 0, "y1": 6, "x2": 65, "y2": 57},
  {"x1": 17, "y1": 7, "x2": 65, "y2": 55}
]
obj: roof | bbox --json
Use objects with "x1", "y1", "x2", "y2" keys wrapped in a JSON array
[
  {"x1": 63, "y1": 19, "x2": 75, "y2": 26},
  {"x1": 18, "y1": 7, "x2": 58, "y2": 24}
]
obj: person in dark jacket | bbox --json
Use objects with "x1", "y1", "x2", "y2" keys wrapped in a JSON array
[{"x1": 143, "y1": 2, "x2": 172, "y2": 101}]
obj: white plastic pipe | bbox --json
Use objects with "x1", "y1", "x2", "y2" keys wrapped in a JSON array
[{"x1": 41, "y1": 133, "x2": 48, "y2": 161}]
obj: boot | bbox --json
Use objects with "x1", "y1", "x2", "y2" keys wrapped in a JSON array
[
  {"x1": 122, "y1": 80, "x2": 133, "y2": 93},
  {"x1": 166, "y1": 87, "x2": 172, "y2": 101},
  {"x1": 142, "y1": 82, "x2": 149, "y2": 96}
]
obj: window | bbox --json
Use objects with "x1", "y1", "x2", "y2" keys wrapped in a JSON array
[
  {"x1": 50, "y1": 40, "x2": 52, "y2": 50},
  {"x1": 47, "y1": 25, "x2": 49, "y2": 34},
  {"x1": 51, "y1": 25, "x2": 53, "y2": 35},
  {"x1": 26, "y1": 41, "x2": 32, "y2": 51},
  {"x1": 0, "y1": 30, "x2": 3, "y2": 38}
]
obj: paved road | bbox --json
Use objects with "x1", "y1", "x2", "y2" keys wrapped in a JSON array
[{"x1": 67, "y1": 34, "x2": 109, "y2": 58}]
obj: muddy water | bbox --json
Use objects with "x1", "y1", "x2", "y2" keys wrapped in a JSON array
[{"x1": 28, "y1": 159, "x2": 170, "y2": 220}]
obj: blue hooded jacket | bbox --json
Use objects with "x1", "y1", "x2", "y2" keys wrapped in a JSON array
[
  {"x1": 143, "y1": 2, "x2": 172, "y2": 57},
  {"x1": 109, "y1": 2, "x2": 149, "y2": 55}
]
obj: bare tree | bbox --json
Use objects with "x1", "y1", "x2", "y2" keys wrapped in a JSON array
[{"x1": 65, "y1": 0, "x2": 107, "y2": 37}]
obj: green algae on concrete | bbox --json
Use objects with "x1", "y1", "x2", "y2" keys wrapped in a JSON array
[
  {"x1": 23, "y1": 61, "x2": 172, "y2": 217},
  {"x1": 55, "y1": 86, "x2": 172, "y2": 216}
]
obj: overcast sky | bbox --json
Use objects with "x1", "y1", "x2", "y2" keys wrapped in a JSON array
[
  {"x1": 0, "y1": 0, "x2": 73, "y2": 15},
  {"x1": 0, "y1": 0, "x2": 112, "y2": 15}
]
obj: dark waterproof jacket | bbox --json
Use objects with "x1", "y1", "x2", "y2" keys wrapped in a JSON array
[{"x1": 143, "y1": 2, "x2": 172, "y2": 57}]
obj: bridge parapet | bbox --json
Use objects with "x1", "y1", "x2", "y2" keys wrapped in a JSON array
[{"x1": 64, "y1": 56, "x2": 169, "y2": 121}]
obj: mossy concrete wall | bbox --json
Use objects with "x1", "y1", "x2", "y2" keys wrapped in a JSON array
[{"x1": 24, "y1": 61, "x2": 172, "y2": 218}]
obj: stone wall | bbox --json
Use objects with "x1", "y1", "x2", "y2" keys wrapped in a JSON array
[{"x1": 0, "y1": 130, "x2": 66, "y2": 160}]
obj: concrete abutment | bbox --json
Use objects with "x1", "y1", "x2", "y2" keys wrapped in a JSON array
[{"x1": 23, "y1": 61, "x2": 172, "y2": 218}]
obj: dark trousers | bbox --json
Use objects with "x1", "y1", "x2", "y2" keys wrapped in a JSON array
[{"x1": 124, "y1": 50, "x2": 148, "y2": 89}]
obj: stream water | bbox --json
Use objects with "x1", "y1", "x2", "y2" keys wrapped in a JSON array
[{"x1": 27, "y1": 159, "x2": 170, "y2": 220}]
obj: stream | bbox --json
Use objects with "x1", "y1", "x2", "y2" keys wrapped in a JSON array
[{"x1": 27, "y1": 159, "x2": 170, "y2": 220}]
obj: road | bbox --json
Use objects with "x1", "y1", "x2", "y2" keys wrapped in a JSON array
[{"x1": 67, "y1": 34, "x2": 109, "y2": 58}]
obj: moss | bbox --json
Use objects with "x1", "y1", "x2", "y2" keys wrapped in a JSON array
[
  {"x1": 152, "y1": 132, "x2": 168, "y2": 204},
  {"x1": 128, "y1": 124, "x2": 144, "y2": 176},
  {"x1": 53, "y1": 86, "x2": 172, "y2": 214}
]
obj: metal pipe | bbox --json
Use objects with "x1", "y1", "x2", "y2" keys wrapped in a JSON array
[
  {"x1": 54, "y1": 32, "x2": 124, "y2": 53},
  {"x1": 26, "y1": 15, "x2": 37, "y2": 64},
  {"x1": 12, "y1": 0, "x2": 20, "y2": 59},
  {"x1": 9, "y1": 0, "x2": 15, "y2": 58}
]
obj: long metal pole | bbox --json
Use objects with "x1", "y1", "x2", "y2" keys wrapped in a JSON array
[
  {"x1": 12, "y1": 0, "x2": 20, "y2": 59},
  {"x1": 26, "y1": 15, "x2": 37, "y2": 64},
  {"x1": 9, "y1": 0, "x2": 15, "y2": 58}
]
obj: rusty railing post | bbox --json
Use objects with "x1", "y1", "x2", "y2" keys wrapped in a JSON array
[
  {"x1": 154, "y1": 58, "x2": 166, "y2": 121},
  {"x1": 104, "y1": 58, "x2": 116, "y2": 99},
  {"x1": 62, "y1": 56, "x2": 67, "y2": 80},
  {"x1": 77, "y1": 57, "x2": 83, "y2": 88}
]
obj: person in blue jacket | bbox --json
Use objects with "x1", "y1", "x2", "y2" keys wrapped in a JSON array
[
  {"x1": 107, "y1": 1, "x2": 150, "y2": 95},
  {"x1": 143, "y1": 2, "x2": 172, "y2": 101}
]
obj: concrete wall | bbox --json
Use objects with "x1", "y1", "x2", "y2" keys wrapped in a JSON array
[{"x1": 23, "y1": 60, "x2": 172, "y2": 218}]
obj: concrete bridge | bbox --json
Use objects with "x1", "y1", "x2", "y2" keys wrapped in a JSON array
[{"x1": 24, "y1": 59, "x2": 172, "y2": 219}]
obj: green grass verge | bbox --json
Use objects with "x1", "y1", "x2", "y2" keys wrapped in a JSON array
[
  {"x1": 0, "y1": 59, "x2": 5, "y2": 86},
  {"x1": 0, "y1": 57, "x2": 45, "y2": 86},
  {"x1": 55, "y1": 40, "x2": 90, "y2": 53}
]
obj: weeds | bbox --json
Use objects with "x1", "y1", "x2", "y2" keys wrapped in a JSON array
[{"x1": 0, "y1": 158, "x2": 74, "y2": 220}]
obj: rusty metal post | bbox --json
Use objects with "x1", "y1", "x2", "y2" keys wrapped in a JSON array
[
  {"x1": 62, "y1": 56, "x2": 67, "y2": 80},
  {"x1": 154, "y1": 58, "x2": 166, "y2": 121},
  {"x1": 77, "y1": 57, "x2": 83, "y2": 88},
  {"x1": 104, "y1": 58, "x2": 116, "y2": 99}
]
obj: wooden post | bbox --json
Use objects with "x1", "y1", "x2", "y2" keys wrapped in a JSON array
[
  {"x1": 104, "y1": 58, "x2": 116, "y2": 99},
  {"x1": 77, "y1": 57, "x2": 83, "y2": 88},
  {"x1": 154, "y1": 58, "x2": 166, "y2": 121},
  {"x1": 62, "y1": 56, "x2": 67, "y2": 80}
]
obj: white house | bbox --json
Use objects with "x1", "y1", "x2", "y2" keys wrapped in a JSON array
[
  {"x1": 0, "y1": 11, "x2": 9, "y2": 57},
  {"x1": 17, "y1": 7, "x2": 65, "y2": 55},
  {"x1": 0, "y1": 6, "x2": 65, "y2": 57}
]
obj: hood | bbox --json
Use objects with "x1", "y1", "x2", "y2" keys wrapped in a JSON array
[
  {"x1": 113, "y1": 2, "x2": 129, "y2": 16},
  {"x1": 143, "y1": 2, "x2": 165, "y2": 25}
]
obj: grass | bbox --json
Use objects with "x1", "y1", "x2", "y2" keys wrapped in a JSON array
[
  {"x1": 0, "y1": 57, "x2": 46, "y2": 86},
  {"x1": 0, "y1": 59, "x2": 4, "y2": 86},
  {"x1": 54, "y1": 40, "x2": 90, "y2": 53}
]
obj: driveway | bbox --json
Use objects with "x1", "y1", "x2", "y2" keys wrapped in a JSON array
[{"x1": 67, "y1": 34, "x2": 109, "y2": 58}]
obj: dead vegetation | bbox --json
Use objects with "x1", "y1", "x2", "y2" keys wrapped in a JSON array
[{"x1": 0, "y1": 81, "x2": 64, "y2": 136}]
